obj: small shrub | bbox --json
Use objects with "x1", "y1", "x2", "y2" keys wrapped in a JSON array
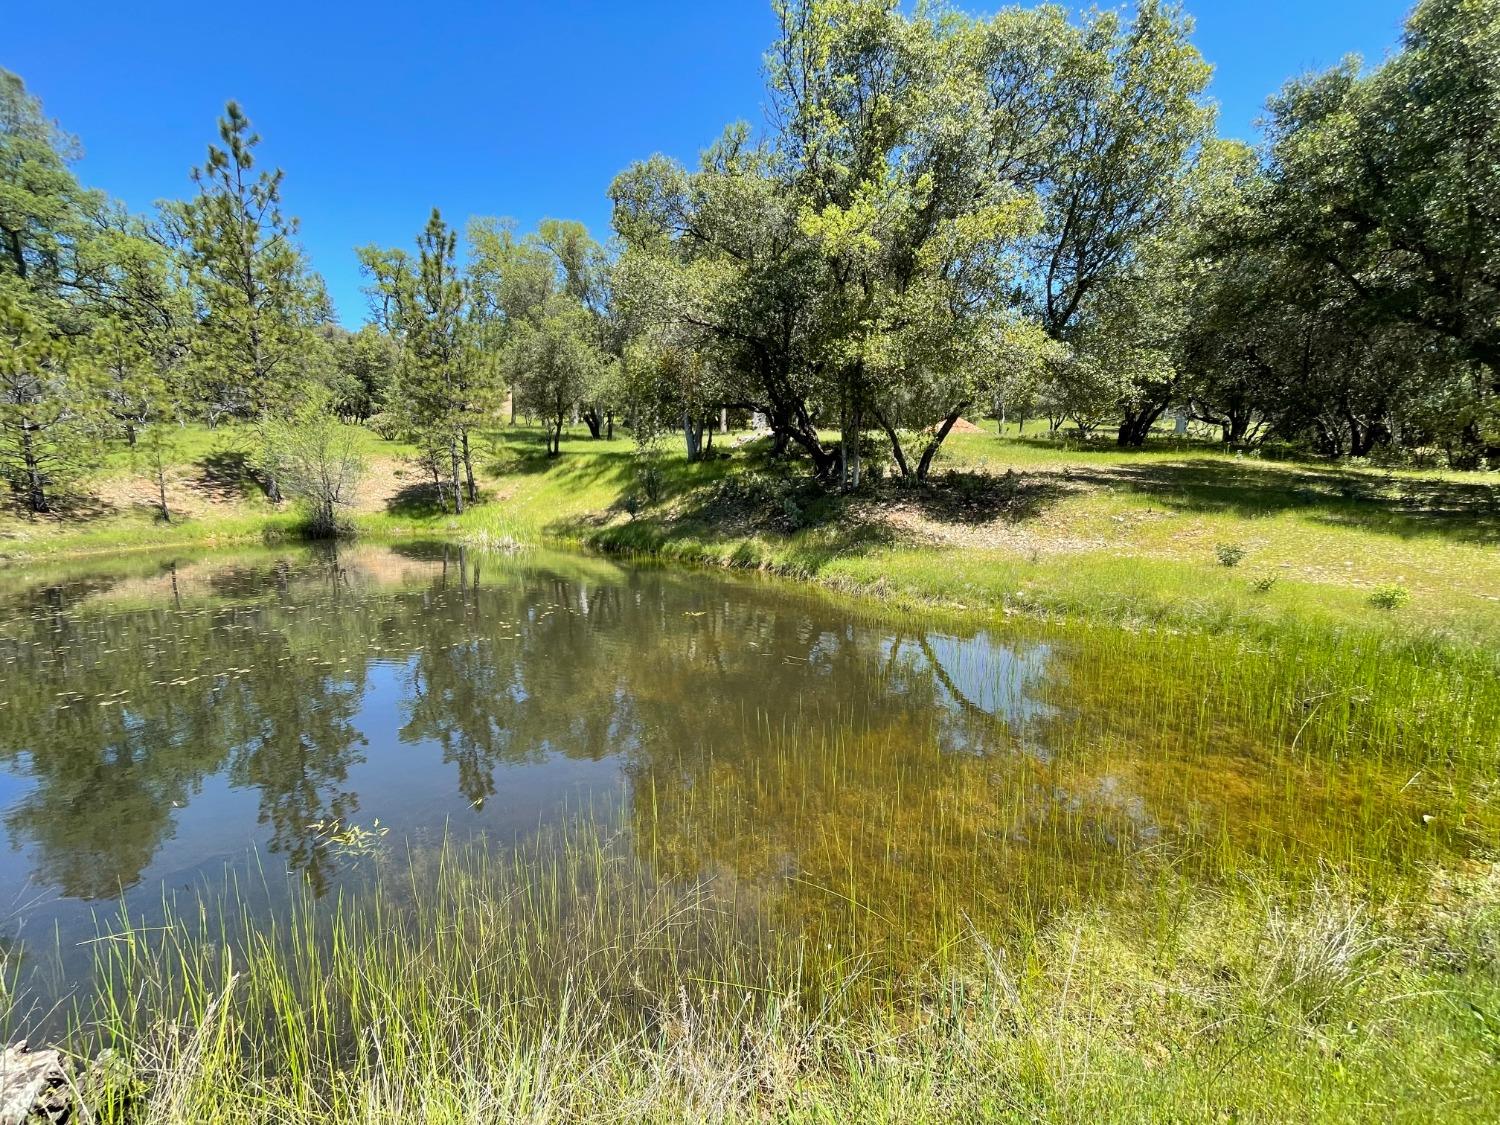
[
  {"x1": 1258, "y1": 894, "x2": 1381, "y2": 1022},
  {"x1": 637, "y1": 456, "x2": 664, "y2": 504},
  {"x1": 1368, "y1": 583, "x2": 1411, "y2": 610},
  {"x1": 702, "y1": 470, "x2": 817, "y2": 532},
  {"x1": 1215, "y1": 542, "x2": 1247, "y2": 567},
  {"x1": 1249, "y1": 574, "x2": 1279, "y2": 594},
  {"x1": 260, "y1": 398, "x2": 366, "y2": 538},
  {"x1": 780, "y1": 496, "x2": 805, "y2": 530}
]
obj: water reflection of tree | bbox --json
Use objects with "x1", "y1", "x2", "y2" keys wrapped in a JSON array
[
  {"x1": 222, "y1": 627, "x2": 367, "y2": 895},
  {"x1": 0, "y1": 546, "x2": 665, "y2": 898},
  {"x1": 0, "y1": 554, "x2": 379, "y2": 898},
  {"x1": 616, "y1": 615, "x2": 1470, "y2": 984},
  {"x1": 7, "y1": 545, "x2": 1306, "y2": 928},
  {"x1": 398, "y1": 551, "x2": 516, "y2": 809},
  {"x1": 397, "y1": 558, "x2": 638, "y2": 808},
  {"x1": 0, "y1": 591, "x2": 228, "y2": 898}
]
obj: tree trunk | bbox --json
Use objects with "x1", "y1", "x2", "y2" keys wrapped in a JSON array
[
  {"x1": 1117, "y1": 403, "x2": 1168, "y2": 447},
  {"x1": 606, "y1": 413, "x2": 614, "y2": 440},
  {"x1": 770, "y1": 426, "x2": 790, "y2": 457},
  {"x1": 840, "y1": 403, "x2": 863, "y2": 490},
  {"x1": 916, "y1": 408, "x2": 966, "y2": 481},
  {"x1": 873, "y1": 408, "x2": 911, "y2": 480},
  {"x1": 683, "y1": 411, "x2": 701, "y2": 463},
  {"x1": 461, "y1": 429, "x2": 478, "y2": 503},
  {"x1": 20, "y1": 425, "x2": 48, "y2": 513},
  {"x1": 1349, "y1": 416, "x2": 1388, "y2": 457},
  {"x1": 449, "y1": 441, "x2": 465, "y2": 514},
  {"x1": 156, "y1": 463, "x2": 171, "y2": 523},
  {"x1": 1226, "y1": 410, "x2": 1251, "y2": 446}
]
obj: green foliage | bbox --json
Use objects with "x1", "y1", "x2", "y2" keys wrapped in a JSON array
[
  {"x1": 0, "y1": 293, "x2": 102, "y2": 511},
  {"x1": 465, "y1": 216, "x2": 614, "y2": 452},
  {"x1": 612, "y1": 0, "x2": 1212, "y2": 485},
  {"x1": 260, "y1": 393, "x2": 367, "y2": 537},
  {"x1": 1368, "y1": 583, "x2": 1411, "y2": 610},
  {"x1": 86, "y1": 221, "x2": 190, "y2": 446},
  {"x1": 1215, "y1": 542, "x2": 1247, "y2": 567},
  {"x1": 363, "y1": 209, "x2": 503, "y2": 511},
  {"x1": 2, "y1": 0, "x2": 1498, "y2": 549},
  {"x1": 178, "y1": 101, "x2": 328, "y2": 430},
  {"x1": 323, "y1": 324, "x2": 396, "y2": 424},
  {"x1": 508, "y1": 300, "x2": 603, "y2": 455},
  {"x1": 1251, "y1": 0, "x2": 1500, "y2": 462},
  {"x1": 0, "y1": 68, "x2": 96, "y2": 300}
]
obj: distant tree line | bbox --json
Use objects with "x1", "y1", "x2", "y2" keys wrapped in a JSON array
[{"x1": 1, "y1": 0, "x2": 1495, "y2": 524}]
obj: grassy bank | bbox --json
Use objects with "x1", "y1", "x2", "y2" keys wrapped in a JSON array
[{"x1": 5, "y1": 422, "x2": 1498, "y2": 647}]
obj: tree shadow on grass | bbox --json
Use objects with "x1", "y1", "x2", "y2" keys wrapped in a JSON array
[
  {"x1": 0, "y1": 487, "x2": 117, "y2": 524},
  {"x1": 1060, "y1": 460, "x2": 1500, "y2": 546},
  {"x1": 563, "y1": 456, "x2": 1078, "y2": 565},
  {"x1": 570, "y1": 460, "x2": 908, "y2": 567},
  {"x1": 882, "y1": 469, "x2": 1075, "y2": 527},
  {"x1": 481, "y1": 427, "x2": 633, "y2": 474},
  {"x1": 483, "y1": 443, "x2": 561, "y2": 479},
  {"x1": 385, "y1": 481, "x2": 453, "y2": 518},
  {"x1": 197, "y1": 450, "x2": 273, "y2": 502}
]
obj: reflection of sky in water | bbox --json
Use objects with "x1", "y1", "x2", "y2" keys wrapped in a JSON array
[{"x1": 881, "y1": 632, "x2": 1055, "y2": 753}]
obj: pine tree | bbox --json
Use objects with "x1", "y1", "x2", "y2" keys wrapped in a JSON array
[
  {"x1": 369, "y1": 209, "x2": 500, "y2": 513},
  {"x1": 179, "y1": 101, "x2": 328, "y2": 499}
]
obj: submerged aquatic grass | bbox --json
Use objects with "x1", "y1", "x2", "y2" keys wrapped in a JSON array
[{"x1": 51, "y1": 825, "x2": 1500, "y2": 1124}]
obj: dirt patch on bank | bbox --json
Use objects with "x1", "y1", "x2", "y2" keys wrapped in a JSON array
[{"x1": 11, "y1": 455, "x2": 419, "y2": 528}]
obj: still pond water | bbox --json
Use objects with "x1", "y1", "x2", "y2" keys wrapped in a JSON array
[{"x1": 0, "y1": 543, "x2": 1485, "y2": 1010}]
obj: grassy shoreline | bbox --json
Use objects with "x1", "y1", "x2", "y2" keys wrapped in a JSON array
[
  {"x1": 6, "y1": 424, "x2": 1499, "y2": 649},
  {"x1": 53, "y1": 825, "x2": 1500, "y2": 1123}
]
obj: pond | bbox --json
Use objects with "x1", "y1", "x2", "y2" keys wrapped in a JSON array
[{"x1": 0, "y1": 543, "x2": 1490, "y2": 1023}]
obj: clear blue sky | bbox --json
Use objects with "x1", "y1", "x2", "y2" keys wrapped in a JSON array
[{"x1": 8, "y1": 1, "x2": 1414, "y2": 327}]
